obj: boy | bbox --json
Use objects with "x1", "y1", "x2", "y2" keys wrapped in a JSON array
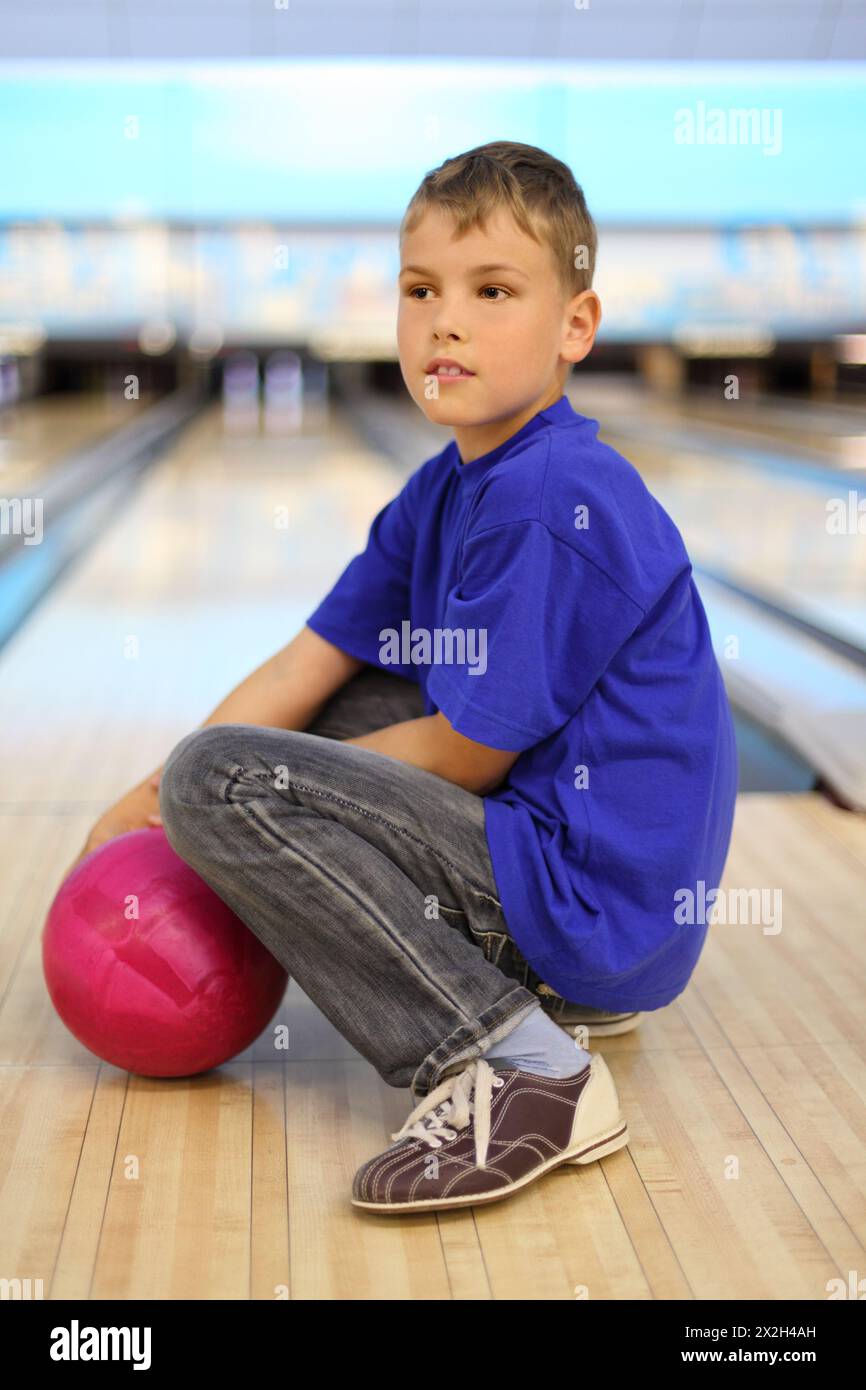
[{"x1": 156, "y1": 141, "x2": 738, "y2": 1215}]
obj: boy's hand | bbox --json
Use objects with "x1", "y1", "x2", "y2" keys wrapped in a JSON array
[{"x1": 59, "y1": 775, "x2": 164, "y2": 887}]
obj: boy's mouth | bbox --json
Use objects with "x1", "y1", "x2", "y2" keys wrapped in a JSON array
[{"x1": 425, "y1": 357, "x2": 476, "y2": 381}]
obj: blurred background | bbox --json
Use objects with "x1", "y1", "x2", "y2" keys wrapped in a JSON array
[{"x1": 1, "y1": 4, "x2": 865, "y2": 809}]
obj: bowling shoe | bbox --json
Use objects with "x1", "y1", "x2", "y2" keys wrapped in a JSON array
[
  {"x1": 351, "y1": 1053, "x2": 628, "y2": 1214},
  {"x1": 534, "y1": 983, "x2": 644, "y2": 1037}
]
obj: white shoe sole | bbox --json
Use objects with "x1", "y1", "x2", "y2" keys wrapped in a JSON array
[{"x1": 555, "y1": 1012, "x2": 644, "y2": 1038}]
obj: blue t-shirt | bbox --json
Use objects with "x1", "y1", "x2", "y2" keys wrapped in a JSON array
[{"x1": 305, "y1": 394, "x2": 738, "y2": 1010}]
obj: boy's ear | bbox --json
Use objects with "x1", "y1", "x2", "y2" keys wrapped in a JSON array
[{"x1": 563, "y1": 289, "x2": 602, "y2": 365}]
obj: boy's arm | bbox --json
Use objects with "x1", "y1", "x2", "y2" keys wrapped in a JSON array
[
  {"x1": 197, "y1": 624, "x2": 363, "y2": 735},
  {"x1": 199, "y1": 621, "x2": 516, "y2": 794},
  {"x1": 69, "y1": 627, "x2": 361, "y2": 870},
  {"x1": 199, "y1": 623, "x2": 515, "y2": 794},
  {"x1": 150, "y1": 626, "x2": 361, "y2": 784},
  {"x1": 344, "y1": 712, "x2": 519, "y2": 797}
]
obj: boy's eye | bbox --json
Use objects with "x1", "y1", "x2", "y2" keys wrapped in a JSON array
[{"x1": 406, "y1": 285, "x2": 511, "y2": 301}]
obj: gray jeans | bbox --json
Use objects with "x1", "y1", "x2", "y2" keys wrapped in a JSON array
[{"x1": 158, "y1": 664, "x2": 551, "y2": 1100}]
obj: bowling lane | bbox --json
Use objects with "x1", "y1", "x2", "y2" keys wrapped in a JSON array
[
  {"x1": 568, "y1": 374, "x2": 866, "y2": 473},
  {"x1": 563, "y1": 382, "x2": 866, "y2": 654},
  {"x1": 0, "y1": 389, "x2": 154, "y2": 492},
  {"x1": 0, "y1": 395, "x2": 410, "y2": 764}
]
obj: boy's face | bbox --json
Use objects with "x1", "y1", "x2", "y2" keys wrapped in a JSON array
[{"x1": 397, "y1": 203, "x2": 600, "y2": 464}]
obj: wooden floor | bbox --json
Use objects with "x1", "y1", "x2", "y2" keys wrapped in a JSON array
[{"x1": 1, "y1": 403, "x2": 865, "y2": 1300}]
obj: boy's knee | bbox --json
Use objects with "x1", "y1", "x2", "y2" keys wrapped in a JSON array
[{"x1": 160, "y1": 725, "x2": 238, "y2": 817}]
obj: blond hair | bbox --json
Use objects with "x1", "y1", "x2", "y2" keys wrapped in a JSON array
[{"x1": 399, "y1": 140, "x2": 597, "y2": 299}]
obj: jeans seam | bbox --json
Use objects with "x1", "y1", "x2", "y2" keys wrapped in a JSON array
[{"x1": 242, "y1": 766, "x2": 503, "y2": 908}]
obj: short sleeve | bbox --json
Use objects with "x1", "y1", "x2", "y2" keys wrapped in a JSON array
[
  {"x1": 305, "y1": 472, "x2": 418, "y2": 672},
  {"x1": 426, "y1": 519, "x2": 645, "y2": 751}
]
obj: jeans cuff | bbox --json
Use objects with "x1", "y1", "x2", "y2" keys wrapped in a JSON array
[{"x1": 409, "y1": 986, "x2": 541, "y2": 1101}]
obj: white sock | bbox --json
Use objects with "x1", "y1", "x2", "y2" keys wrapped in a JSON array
[{"x1": 483, "y1": 1004, "x2": 592, "y2": 1078}]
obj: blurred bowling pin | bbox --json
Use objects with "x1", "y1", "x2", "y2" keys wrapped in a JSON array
[
  {"x1": 0, "y1": 357, "x2": 21, "y2": 408},
  {"x1": 222, "y1": 350, "x2": 260, "y2": 434},
  {"x1": 264, "y1": 349, "x2": 302, "y2": 435},
  {"x1": 302, "y1": 357, "x2": 329, "y2": 424}
]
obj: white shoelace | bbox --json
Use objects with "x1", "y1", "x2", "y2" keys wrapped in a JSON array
[{"x1": 389, "y1": 1058, "x2": 504, "y2": 1170}]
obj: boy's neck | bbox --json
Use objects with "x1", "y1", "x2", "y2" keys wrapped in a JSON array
[{"x1": 454, "y1": 384, "x2": 566, "y2": 465}]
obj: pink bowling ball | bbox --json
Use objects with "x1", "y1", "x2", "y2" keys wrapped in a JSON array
[{"x1": 42, "y1": 827, "x2": 288, "y2": 1077}]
